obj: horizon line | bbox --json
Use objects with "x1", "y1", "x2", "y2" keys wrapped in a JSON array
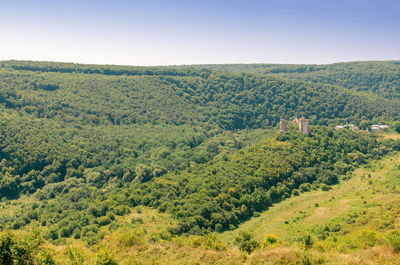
[{"x1": 1, "y1": 58, "x2": 400, "y2": 68}]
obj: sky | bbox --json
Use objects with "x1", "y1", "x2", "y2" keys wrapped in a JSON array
[{"x1": 0, "y1": 0, "x2": 399, "y2": 66}]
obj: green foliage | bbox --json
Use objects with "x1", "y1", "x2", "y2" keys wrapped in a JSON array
[
  {"x1": 0, "y1": 60, "x2": 398, "y2": 248},
  {"x1": 394, "y1": 122, "x2": 400, "y2": 134},
  {"x1": 359, "y1": 120, "x2": 372, "y2": 130},
  {"x1": 0, "y1": 108, "x2": 265, "y2": 201},
  {"x1": 301, "y1": 234, "x2": 314, "y2": 249},
  {"x1": 261, "y1": 234, "x2": 278, "y2": 248},
  {"x1": 2, "y1": 61, "x2": 396, "y2": 132},
  {"x1": 320, "y1": 184, "x2": 331, "y2": 191},
  {"x1": 0, "y1": 233, "x2": 14, "y2": 265},
  {"x1": 65, "y1": 247, "x2": 85, "y2": 265},
  {"x1": 292, "y1": 189, "x2": 300, "y2": 196},
  {"x1": 198, "y1": 61, "x2": 400, "y2": 100},
  {"x1": 359, "y1": 230, "x2": 378, "y2": 248},
  {"x1": 136, "y1": 127, "x2": 382, "y2": 235},
  {"x1": 117, "y1": 231, "x2": 143, "y2": 248},
  {"x1": 0, "y1": 231, "x2": 52, "y2": 265},
  {"x1": 35, "y1": 250, "x2": 56, "y2": 265},
  {"x1": 387, "y1": 230, "x2": 400, "y2": 252},
  {"x1": 95, "y1": 251, "x2": 118, "y2": 265},
  {"x1": 204, "y1": 234, "x2": 227, "y2": 251},
  {"x1": 234, "y1": 232, "x2": 259, "y2": 253},
  {"x1": 3, "y1": 127, "x2": 383, "y2": 240}
]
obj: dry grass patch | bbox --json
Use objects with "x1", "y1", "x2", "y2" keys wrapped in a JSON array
[{"x1": 304, "y1": 199, "x2": 352, "y2": 225}]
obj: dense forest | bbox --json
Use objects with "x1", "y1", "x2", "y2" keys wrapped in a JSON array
[
  {"x1": 191, "y1": 61, "x2": 400, "y2": 100},
  {"x1": 0, "y1": 61, "x2": 398, "y2": 201},
  {"x1": 134, "y1": 126, "x2": 390, "y2": 235},
  {"x1": 1, "y1": 125, "x2": 385, "y2": 238},
  {"x1": 0, "y1": 61, "x2": 399, "y2": 129},
  {"x1": 1, "y1": 61, "x2": 400, "y2": 264}
]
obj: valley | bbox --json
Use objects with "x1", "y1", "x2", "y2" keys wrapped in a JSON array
[{"x1": 1, "y1": 61, "x2": 400, "y2": 264}]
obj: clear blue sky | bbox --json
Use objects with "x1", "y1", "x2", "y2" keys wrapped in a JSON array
[{"x1": 0, "y1": 0, "x2": 399, "y2": 65}]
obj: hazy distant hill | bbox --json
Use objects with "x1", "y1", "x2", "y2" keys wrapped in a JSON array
[{"x1": 190, "y1": 61, "x2": 400, "y2": 100}]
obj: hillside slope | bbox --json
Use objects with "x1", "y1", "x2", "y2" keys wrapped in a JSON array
[
  {"x1": 131, "y1": 126, "x2": 384, "y2": 235},
  {"x1": 1, "y1": 61, "x2": 398, "y2": 201},
  {"x1": 1, "y1": 125, "x2": 391, "y2": 247},
  {"x1": 1, "y1": 61, "x2": 399, "y2": 129},
  {"x1": 220, "y1": 148, "x2": 400, "y2": 264},
  {"x1": 191, "y1": 61, "x2": 400, "y2": 100},
  {"x1": 2, "y1": 140, "x2": 400, "y2": 264}
]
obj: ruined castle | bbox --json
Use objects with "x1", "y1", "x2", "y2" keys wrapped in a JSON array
[{"x1": 280, "y1": 116, "x2": 310, "y2": 135}]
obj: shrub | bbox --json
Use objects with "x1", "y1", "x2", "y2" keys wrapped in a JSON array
[
  {"x1": 131, "y1": 217, "x2": 144, "y2": 224},
  {"x1": 65, "y1": 247, "x2": 85, "y2": 265},
  {"x1": 359, "y1": 230, "x2": 378, "y2": 248},
  {"x1": 299, "y1": 234, "x2": 314, "y2": 249},
  {"x1": 158, "y1": 230, "x2": 172, "y2": 241},
  {"x1": 320, "y1": 184, "x2": 331, "y2": 191},
  {"x1": 395, "y1": 122, "x2": 400, "y2": 134},
  {"x1": 118, "y1": 231, "x2": 143, "y2": 247},
  {"x1": 36, "y1": 250, "x2": 56, "y2": 265},
  {"x1": 299, "y1": 183, "x2": 311, "y2": 193},
  {"x1": 95, "y1": 251, "x2": 118, "y2": 265},
  {"x1": 0, "y1": 231, "x2": 54, "y2": 265},
  {"x1": 387, "y1": 230, "x2": 400, "y2": 252},
  {"x1": 234, "y1": 231, "x2": 259, "y2": 253},
  {"x1": 205, "y1": 234, "x2": 226, "y2": 251},
  {"x1": 97, "y1": 216, "x2": 112, "y2": 226},
  {"x1": 60, "y1": 226, "x2": 74, "y2": 238},
  {"x1": 46, "y1": 229, "x2": 59, "y2": 241},
  {"x1": 328, "y1": 223, "x2": 341, "y2": 232},
  {"x1": 114, "y1": 205, "x2": 130, "y2": 216},
  {"x1": 0, "y1": 233, "x2": 14, "y2": 265},
  {"x1": 215, "y1": 223, "x2": 223, "y2": 232},
  {"x1": 261, "y1": 234, "x2": 278, "y2": 248}
]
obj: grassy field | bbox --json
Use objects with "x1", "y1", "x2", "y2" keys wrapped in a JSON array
[
  {"x1": 219, "y1": 151, "x2": 400, "y2": 264},
  {"x1": 376, "y1": 130, "x2": 400, "y2": 141}
]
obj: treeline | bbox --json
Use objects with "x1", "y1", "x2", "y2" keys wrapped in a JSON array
[
  {"x1": 0, "y1": 60, "x2": 211, "y2": 78},
  {"x1": 194, "y1": 61, "x2": 400, "y2": 100}
]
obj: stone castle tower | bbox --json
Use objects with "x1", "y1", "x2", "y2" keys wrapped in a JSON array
[
  {"x1": 297, "y1": 116, "x2": 310, "y2": 135},
  {"x1": 280, "y1": 119, "x2": 287, "y2": 133},
  {"x1": 279, "y1": 116, "x2": 310, "y2": 135}
]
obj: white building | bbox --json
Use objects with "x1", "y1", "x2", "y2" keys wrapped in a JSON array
[{"x1": 371, "y1": 124, "x2": 389, "y2": 132}]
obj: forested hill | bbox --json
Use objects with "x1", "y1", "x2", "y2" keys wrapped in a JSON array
[
  {"x1": 0, "y1": 60, "x2": 398, "y2": 203},
  {"x1": 0, "y1": 60, "x2": 398, "y2": 130},
  {"x1": 189, "y1": 61, "x2": 400, "y2": 100},
  {"x1": 1, "y1": 60, "x2": 398, "y2": 206},
  {"x1": 2, "y1": 61, "x2": 400, "y2": 263}
]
